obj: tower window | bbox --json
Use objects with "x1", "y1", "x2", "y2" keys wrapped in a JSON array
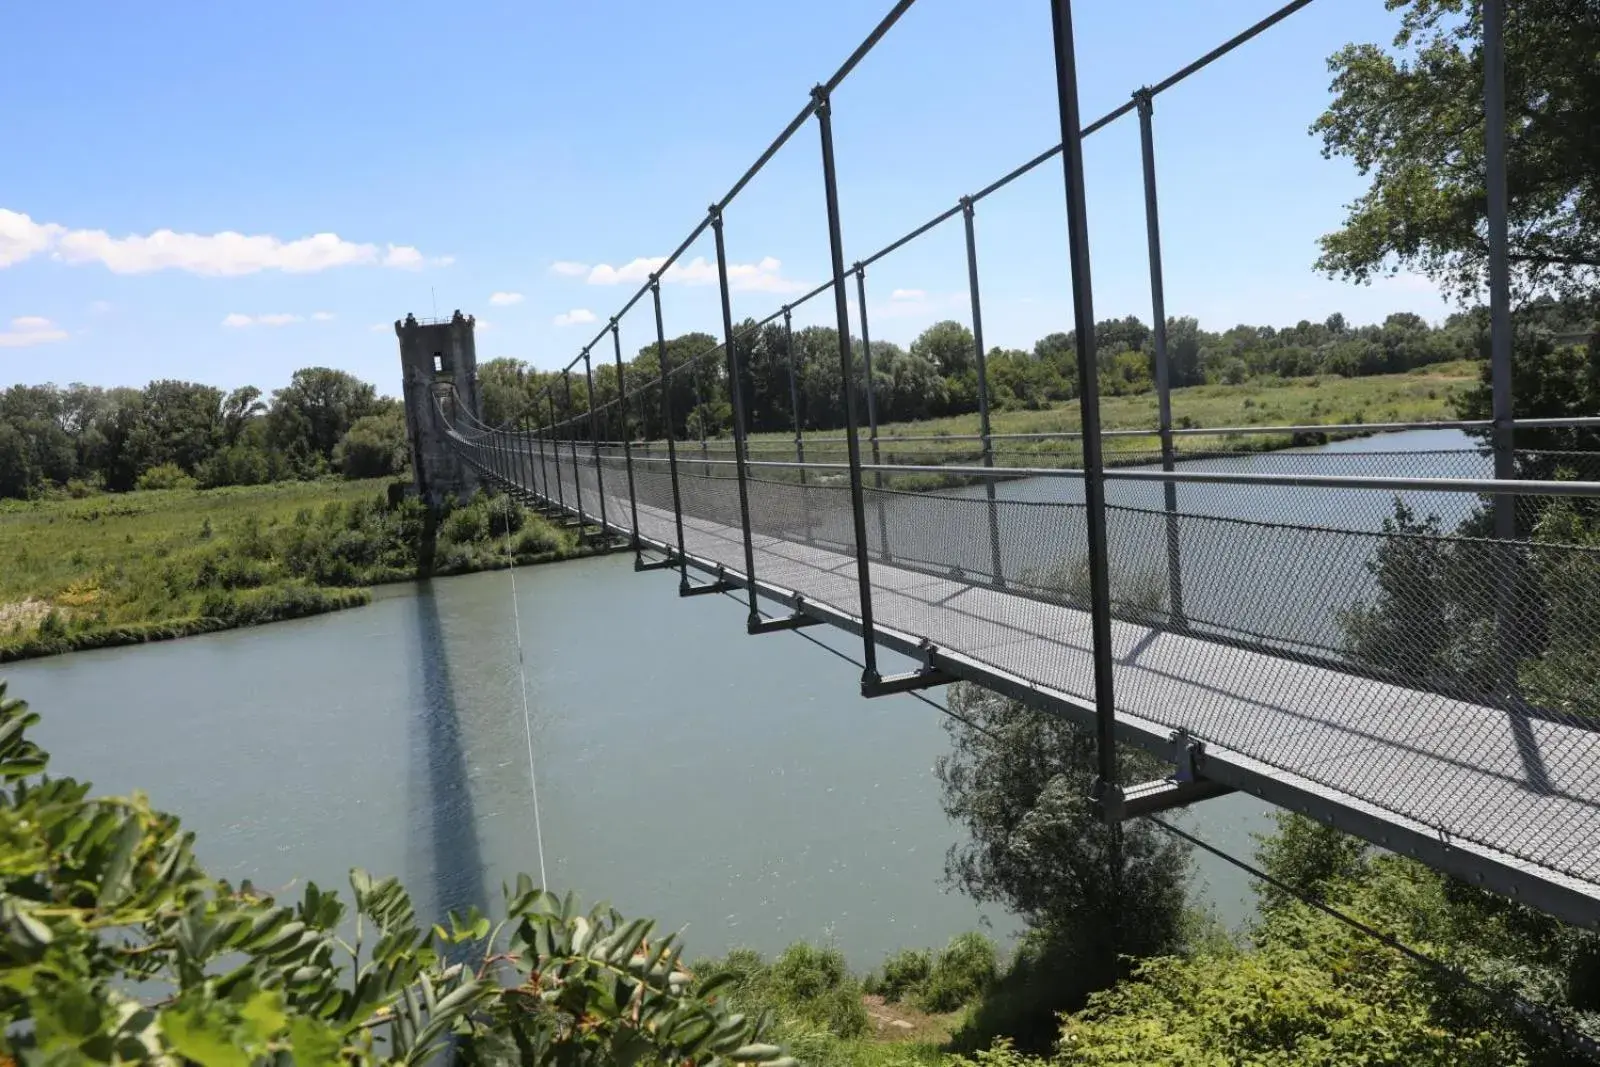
[{"x1": 433, "y1": 353, "x2": 444, "y2": 373}]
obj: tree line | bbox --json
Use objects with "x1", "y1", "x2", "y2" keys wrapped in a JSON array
[
  {"x1": 0, "y1": 368, "x2": 409, "y2": 500},
  {"x1": 4, "y1": 298, "x2": 1590, "y2": 501},
  {"x1": 480, "y1": 299, "x2": 1593, "y2": 443}
]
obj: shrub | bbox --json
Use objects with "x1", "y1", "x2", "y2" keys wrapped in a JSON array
[
  {"x1": 871, "y1": 948, "x2": 932, "y2": 1004},
  {"x1": 135, "y1": 462, "x2": 197, "y2": 491},
  {"x1": 440, "y1": 504, "x2": 488, "y2": 545},
  {"x1": 197, "y1": 444, "x2": 278, "y2": 488},
  {"x1": 916, "y1": 932, "x2": 998, "y2": 1013},
  {"x1": 487, "y1": 494, "x2": 525, "y2": 537},
  {"x1": 769, "y1": 942, "x2": 870, "y2": 1038},
  {"x1": 334, "y1": 410, "x2": 408, "y2": 479},
  {"x1": 514, "y1": 522, "x2": 562, "y2": 557}
]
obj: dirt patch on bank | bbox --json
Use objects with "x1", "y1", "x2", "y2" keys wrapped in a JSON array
[{"x1": 862, "y1": 994, "x2": 956, "y2": 1043}]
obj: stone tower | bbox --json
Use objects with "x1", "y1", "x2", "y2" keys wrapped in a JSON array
[{"x1": 396, "y1": 310, "x2": 482, "y2": 505}]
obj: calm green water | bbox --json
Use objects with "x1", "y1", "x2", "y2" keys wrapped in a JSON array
[{"x1": 1, "y1": 549, "x2": 1273, "y2": 966}]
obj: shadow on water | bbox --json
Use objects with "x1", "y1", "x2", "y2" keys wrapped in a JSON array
[{"x1": 410, "y1": 579, "x2": 490, "y2": 949}]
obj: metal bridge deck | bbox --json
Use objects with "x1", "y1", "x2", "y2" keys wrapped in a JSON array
[{"x1": 511, "y1": 450, "x2": 1600, "y2": 926}]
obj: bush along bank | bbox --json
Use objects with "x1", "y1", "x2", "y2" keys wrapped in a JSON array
[{"x1": 0, "y1": 482, "x2": 602, "y2": 662}]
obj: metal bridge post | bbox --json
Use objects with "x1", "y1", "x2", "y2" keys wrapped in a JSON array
[
  {"x1": 785, "y1": 306, "x2": 815, "y2": 543},
  {"x1": 855, "y1": 265, "x2": 892, "y2": 562},
  {"x1": 711, "y1": 207, "x2": 765, "y2": 631},
  {"x1": 653, "y1": 278, "x2": 692, "y2": 593},
  {"x1": 1049, "y1": 0, "x2": 1121, "y2": 810},
  {"x1": 547, "y1": 389, "x2": 566, "y2": 516},
  {"x1": 534, "y1": 401, "x2": 551, "y2": 508},
  {"x1": 1136, "y1": 88, "x2": 1188, "y2": 633},
  {"x1": 519, "y1": 413, "x2": 537, "y2": 502},
  {"x1": 583, "y1": 348, "x2": 610, "y2": 535},
  {"x1": 613, "y1": 319, "x2": 642, "y2": 560},
  {"x1": 511, "y1": 396, "x2": 529, "y2": 501},
  {"x1": 814, "y1": 84, "x2": 880, "y2": 684},
  {"x1": 562, "y1": 369, "x2": 585, "y2": 531},
  {"x1": 963, "y1": 196, "x2": 1006, "y2": 587},
  {"x1": 487, "y1": 418, "x2": 507, "y2": 493},
  {"x1": 690, "y1": 338, "x2": 710, "y2": 477}
]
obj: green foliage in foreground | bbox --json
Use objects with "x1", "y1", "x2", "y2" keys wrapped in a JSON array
[
  {"x1": 0, "y1": 482, "x2": 581, "y2": 661},
  {"x1": 1036, "y1": 813, "x2": 1600, "y2": 1066},
  {"x1": 0, "y1": 680, "x2": 788, "y2": 1065}
]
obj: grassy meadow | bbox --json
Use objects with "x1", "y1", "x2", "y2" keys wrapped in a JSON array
[
  {"x1": 735, "y1": 362, "x2": 1479, "y2": 467},
  {"x1": 0, "y1": 478, "x2": 584, "y2": 661}
]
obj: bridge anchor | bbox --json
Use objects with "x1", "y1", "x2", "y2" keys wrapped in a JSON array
[
  {"x1": 748, "y1": 598, "x2": 825, "y2": 634},
  {"x1": 1100, "y1": 730, "x2": 1235, "y2": 822},
  {"x1": 861, "y1": 640, "x2": 958, "y2": 697},
  {"x1": 680, "y1": 566, "x2": 739, "y2": 597}
]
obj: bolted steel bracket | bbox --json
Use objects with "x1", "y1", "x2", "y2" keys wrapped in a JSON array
[
  {"x1": 748, "y1": 596, "x2": 825, "y2": 634},
  {"x1": 860, "y1": 640, "x2": 958, "y2": 698},
  {"x1": 1110, "y1": 729, "x2": 1235, "y2": 821}
]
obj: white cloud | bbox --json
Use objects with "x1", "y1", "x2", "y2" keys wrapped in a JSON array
[
  {"x1": 584, "y1": 254, "x2": 804, "y2": 294},
  {"x1": 0, "y1": 206, "x2": 446, "y2": 275},
  {"x1": 312, "y1": 311, "x2": 336, "y2": 321},
  {"x1": 489, "y1": 291, "x2": 525, "y2": 306},
  {"x1": 890, "y1": 288, "x2": 926, "y2": 300},
  {"x1": 553, "y1": 308, "x2": 597, "y2": 327},
  {"x1": 222, "y1": 312, "x2": 304, "y2": 328},
  {"x1": 550, "y1": 261, "x2": 590, "y2": 277},
  {"x1": 0, "y1": 316, "x2": 69, "y2": 348},
  {"x1": 0, "y1": 211, "x2": 62, "y2": 268}
]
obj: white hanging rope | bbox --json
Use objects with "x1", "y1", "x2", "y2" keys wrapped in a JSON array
[{"x1": 502, "y1": 505, "x2": 549, "y2": 888}]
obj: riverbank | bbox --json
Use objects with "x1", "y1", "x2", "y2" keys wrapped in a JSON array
[
  {"x1": 653, "y1": 362, "x2": 1477, "y2": 492},
  {"x1": 742, "y1": 360, "x2": 1478, "y2": 463},
  {"x1": 0, "y1": 478, "x2": 606, "y2": 663}
]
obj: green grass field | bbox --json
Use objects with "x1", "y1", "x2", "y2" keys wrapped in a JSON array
[{"x1": 0, "y1": 478, "x2": 581, "y2": 661}]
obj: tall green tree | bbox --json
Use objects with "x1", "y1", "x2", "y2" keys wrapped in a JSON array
[
  {"x1": 267, "y1": 368, "x2": 380, "y2": 465},
  {"x1": 1314, "y1": 0, "x2": 1600, "y2": 300},
  {"x1": 935, "y1": 684, "x2": 1188, "y2": 1047}
]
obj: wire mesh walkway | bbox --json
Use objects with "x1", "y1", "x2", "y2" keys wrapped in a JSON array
[{"x1": 457, "y1": 441, "x2": 1600, "y2": 927}]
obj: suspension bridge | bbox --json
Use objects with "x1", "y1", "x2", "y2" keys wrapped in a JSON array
[{"x1": 425, "y1": 0, "x2": 1600, "y2": 932}]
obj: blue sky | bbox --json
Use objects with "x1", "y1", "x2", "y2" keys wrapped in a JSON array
[{"x1": 1, "y1": 0, "x2": 1447, "y2": 397}]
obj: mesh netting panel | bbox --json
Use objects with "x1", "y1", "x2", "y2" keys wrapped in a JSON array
[
  {"x1": 855, "y1": 474, "x2": 1600, "y2": 883},
  {"x1": 491, "y1": 424, "x2": 1600, "y2": 885}
]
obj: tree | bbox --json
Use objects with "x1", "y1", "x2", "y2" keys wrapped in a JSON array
[
  {"x1": 1314, "y1": 0, "x2": 1600, "y2": 300},
  {"x1": 267, "y1": 368, "x2": 381, "y2": 465},
  {"x1": 140, "y1": 379, "x2": 225, "y2": 473},
  {"x1": 1456, "y1": 327, "x2": 1600, "y2": 471},
  {"x1": 335, "y1": 409, "x2": 410, "y2": 479},
  {"x1": 0, "y1": 680, "x2": 789, "y2": 1064},
  {"x1": 1164, "y1": 316, "x2": 1207, "y2": 387},
  {"x1": 221, "y1": 385, "x2": 266, "y2": 445},
  {"x1": 0, "y1": 420, "x2": 33, "y2": 499},
  {"x1": 478, "y1": 358, "x2": 538, "y2": 427},
  {"x1": 1032, "y1": 331, "x2": 1073, "y2": 367},
  {"x1": 911, "y1": 319, "x2": 977, "y2": 379},
  {"x1": 935, "y1": 685, "x2": 1188, "y2": 1037}
]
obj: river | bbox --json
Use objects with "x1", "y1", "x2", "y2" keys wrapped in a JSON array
[{"x1": 0, "y1": 429, "x2": 1482, "y2": 968}]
